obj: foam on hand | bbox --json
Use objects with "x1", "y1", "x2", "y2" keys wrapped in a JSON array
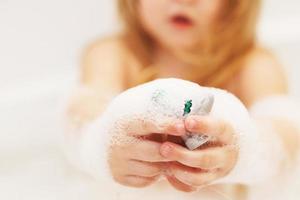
[{"x1": 64, "y1": 78, "x2": 288, "y2": 190}]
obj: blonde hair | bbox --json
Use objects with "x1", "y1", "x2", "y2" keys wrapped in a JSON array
[{"x1": 117, "y1": 0, "x2": 261, "y2": 88}]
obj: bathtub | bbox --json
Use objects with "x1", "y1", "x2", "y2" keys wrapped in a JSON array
[
  {"x1": 1, "y1": 29, "x2": 300, "y2": 200},
  {"x1": 1, "y1": 60, "x2": 300, "y2": 200},
  {"x1": 0, "y1": 68, "x2": 119, "y2": 199},
  {"x1": 1, "y1": 1, "x2": 300, "y2": 199}
]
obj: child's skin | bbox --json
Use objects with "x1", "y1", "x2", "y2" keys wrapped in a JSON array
[{"x1": 68, "y1": 0, "x2": 299, "y2": 193}]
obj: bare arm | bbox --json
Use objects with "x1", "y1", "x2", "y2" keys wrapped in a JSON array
[
  {"x1": 63, "y1": 39, "x2": 182, "y2": 190},
  {"x1": 66, "y1": 38, "x2": 126, "y2": 126},
  {"x1": 155, "y1": 49, "x2": 300, "y2": 190},
  {"x1": 238, "y1": 49, "x2": 299, "y2": 166}
]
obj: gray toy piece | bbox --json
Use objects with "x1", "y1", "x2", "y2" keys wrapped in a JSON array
[{"x1": 182, "y1": 94, "x2": 214, "y2": 150}]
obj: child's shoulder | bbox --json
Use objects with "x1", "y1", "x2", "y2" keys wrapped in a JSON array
[
  {"x1": 80, "y1": 35, "x2": 137, "y2": 89},
  {"x1": 234, "y1": 46, "x2": 288, "y2": 106},
  {"x1": 239, "y1": 47, "x2": 287, "y2": 86},
  {"x1": 244, "y1": 47, "x2": 282, "y2": 70},
  {"x1": 82, "y1": 35, "x2": 129, "y2": 61}
]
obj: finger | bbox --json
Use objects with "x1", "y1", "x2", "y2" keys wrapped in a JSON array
[
  {"x1": 185, "y1": 115, "x2": 236, "y2": 144},
  {"x1": 165, "y1": 175, "x2": 197, "y2": 193},
  {"x1": 160, "y1": 142, "x2": 238, "y2": 169},
  {"x1": 123, "y1": 117, "x2": 186, "y2": 137},
  {"x1": 125, "y1": 160, "x2": 163, "y2": 177},
  {"x1": 169, "y1": 163, "x2": 221, "y2": 187},
  {"x1": 120, "y1": 175, "x2": 159, "y2": 188},
  {"x1": 125, "y1": 139, "x2": 173, "y2": 162},
  {"x1": 172, "y1": 168, "x2": 219, "y2": 187},
  {"x1": 163, "y1": 120, "x2": 186, "y2": 136}
]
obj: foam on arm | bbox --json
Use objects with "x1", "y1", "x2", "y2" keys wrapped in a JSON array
[
  {"x1": 215, "y1": 95, "x2": 300, "y2": 185},
  {"x1": 61, "y1": 85, "x2": 122, "y2": 194},
  {"x1": 62, "y1": 79, "x2": 300, "y2": 189}
]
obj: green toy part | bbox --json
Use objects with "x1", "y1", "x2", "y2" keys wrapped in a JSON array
[{"x1": 183, "y1": 100, "x2": 192, "y2": 116}]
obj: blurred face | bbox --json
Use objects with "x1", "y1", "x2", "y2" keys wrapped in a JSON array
[{"x1": 138, "y1": 0, "x2": 224, "y2": 50}]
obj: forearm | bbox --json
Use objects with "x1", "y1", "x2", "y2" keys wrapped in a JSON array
[
  {"x1": 64, "y1": 106, "x2": 109, "y2": 177},
  {"x1": 251, "y1": 95, "x2": 300, "y2": 166},
  {"x1": 217, "y1": 95, "x2": 300, "y2": 185},
  {"x1": 269, "y1": 118, "x2": 300, "y2": 166},
  {"x1": 62, "y1": 86, "x2": 120, "y2": 186},
  {"x1": 65, "y1": 85, "x2": 112, "y2": 127}
]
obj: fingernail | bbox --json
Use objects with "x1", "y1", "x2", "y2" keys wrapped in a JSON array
[
  {"x1": 161, "y1": 144, "x2": 172, "y2": 157},
  {"x1": 188, "y1": 119, "x2": 196, "y2": 129},
  {"x1": 175, "y1": 123, "x2": 185, "y2": 134}
]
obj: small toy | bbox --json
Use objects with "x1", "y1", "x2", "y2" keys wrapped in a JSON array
[{"x1": 182, "y1": 94, "x2": 214, "y2": 150}]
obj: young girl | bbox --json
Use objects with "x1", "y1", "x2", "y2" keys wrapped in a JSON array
[{"x1": 64, "y1": 0, "x2": 300, "y2": 199}]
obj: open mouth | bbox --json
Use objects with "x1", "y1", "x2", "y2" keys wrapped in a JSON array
[{"x1": 170, "y1": 14, "x2": 194, "y2": 29}]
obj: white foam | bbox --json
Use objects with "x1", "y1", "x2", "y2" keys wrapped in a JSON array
[{"x1": 63, "y1": 78, "x2": 295, "y2": 196}]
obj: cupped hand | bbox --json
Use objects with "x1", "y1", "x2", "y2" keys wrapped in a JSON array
[
  {"x1": 160, "y1": 115, "x2": 239, "y2": 191},
  {"x1": 108, "y1": 118, "x2": 186, "y2": 188}
]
